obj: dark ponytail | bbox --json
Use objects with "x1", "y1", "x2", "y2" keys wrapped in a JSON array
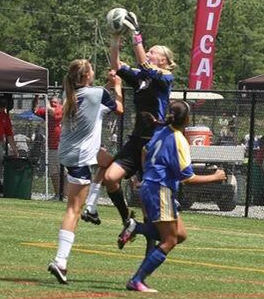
[
  {"x1": 140, "y1": 101, "x2": 190, "y2": 130},
  {"x1": 167, "y1": 101, "x2": 190, "y2": 127}
]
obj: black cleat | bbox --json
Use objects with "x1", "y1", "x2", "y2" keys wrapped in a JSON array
[
  {"x1": 48, "y1": 261, "x2": 68, "y2": 284},
  {"x1": 118, "y1": 218, "x2": 137, "y2": 249},
  {"x1": 81, "y1": 209, "x2": 101, "y2": 225}
]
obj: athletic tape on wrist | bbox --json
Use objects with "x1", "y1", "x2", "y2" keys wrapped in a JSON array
[{"x1": 133, "y1": 34, "x2": 143, "y2": 45}]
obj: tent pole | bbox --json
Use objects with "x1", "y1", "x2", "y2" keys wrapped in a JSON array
[{"x1": 45, "y1": 94, "x2": 49, "y2": 200}]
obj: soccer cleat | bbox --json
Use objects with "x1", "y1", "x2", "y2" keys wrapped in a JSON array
[
  {"x1": 122, "y1": 209, "x2": 136, "y2": 227},
  {"x1": 48, "y1": 194, "x2": 60, "y2": 201},
  {"x1": 118, "y1": 218, "x2": 137, "y2": 249},
  {"x1": 48, "y1": 261, "x2": 68, "y2": 284},
  {"x1": 126, "y1": 280, "x2": 158, "y2": 292},
  {"x1": 81, "y1": 209, "x2": 101, "y2": 225}
]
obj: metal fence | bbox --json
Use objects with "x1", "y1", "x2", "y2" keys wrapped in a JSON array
[
  {"x1": 4, "y1": 89, "x2": 264, "y2": 219},
  {"x1": 119, "y1": 89, "x2": 264, "y2": 219},
  {"x1": 7, "y1": 93, "x2": 56, "y2": 200}
]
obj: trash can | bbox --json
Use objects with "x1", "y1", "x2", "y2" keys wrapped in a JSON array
[{"x1": 3, "y1": 157, "x2": 33, "y2": 199}]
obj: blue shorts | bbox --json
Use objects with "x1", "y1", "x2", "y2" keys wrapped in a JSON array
[
  {"x1": 66, "y1": 165, "x2": 92, "y2": 185},
  {"x1": 140, "y1": 180, "x2": 179, "y2": 222}
]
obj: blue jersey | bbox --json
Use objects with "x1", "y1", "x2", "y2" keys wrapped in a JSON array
[
  {"x1": 117, "y1": 62, "x2": 174, "y2": 138},
  {"x1": 143, "y1": 125, "x2": 195, "y2": 192}
]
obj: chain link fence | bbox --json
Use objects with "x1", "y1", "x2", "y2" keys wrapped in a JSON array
[
  {"x1": 3, "y1": 88, "x2": 264, "y2": 219},
  {"x1": 5, "y1": 93, "x2": 55, "y2": 200},
  {"x1": 120, "y1": 89, "x2": 264, "y2": 219}
]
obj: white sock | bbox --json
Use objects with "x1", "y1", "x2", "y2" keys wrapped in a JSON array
[
  {"x1": 85, "y1": 183, "x2": 101, "y2": 214},
  {"x1": 54, "y1": 229, "x2": 75, "y2": 270}
]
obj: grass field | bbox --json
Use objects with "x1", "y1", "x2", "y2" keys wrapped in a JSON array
[{"x1": 0, "y1": 198, "x2": 263, "y2": 299}]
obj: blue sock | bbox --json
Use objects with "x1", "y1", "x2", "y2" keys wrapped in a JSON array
[
  {"x1": 135, "y1": 222, "x2": 160, "y2": 241},
  {"x1": 132, "y1": 246, "x2": 167, "y2": 283}
]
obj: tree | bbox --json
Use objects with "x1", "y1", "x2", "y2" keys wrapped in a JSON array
[{"x1": 0, "y1": 0, "x2": 263, "y2": 89}]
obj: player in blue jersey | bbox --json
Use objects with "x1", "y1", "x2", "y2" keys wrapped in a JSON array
[
  {"x1": 118, "y1": 101, "x2": 226, "y2": 292},
  {"x1": 81, "y1": 12, "x2": 176, "y2": 254},
  {"x1": 48, "y1": 59, "x2": 123, "y2": 284}
]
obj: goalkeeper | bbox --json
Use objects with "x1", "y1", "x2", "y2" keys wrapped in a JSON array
[{"x1": 82, "y1": 11, "x2": 176, "y2": 255}]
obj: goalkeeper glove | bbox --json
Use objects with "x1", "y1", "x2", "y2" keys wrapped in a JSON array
[{"x1": 123, "y1": 12, "x2": 140, "y2": 35}]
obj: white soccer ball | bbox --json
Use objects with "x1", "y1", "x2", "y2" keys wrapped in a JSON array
[{"x1": 106, "y1": 8, "x2": 128, "y2": 34}]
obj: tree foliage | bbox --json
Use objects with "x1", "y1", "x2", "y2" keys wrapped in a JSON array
[{"x1": 0, "y1": 0, "x2": 263, "y2": 88}]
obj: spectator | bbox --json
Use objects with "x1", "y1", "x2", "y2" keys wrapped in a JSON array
[
  {"x1": 32, "y1": 95, "x2": 64, "y2": 200},
  {"x1": 228, "y1": 114, "x2": 236, "y2": 138},
  {"x1": 0, "y1": 95, "x2": 19, "y2": 191},
  {"x1": 219, "y1": 113, "x2": 229, "y2": 137}
]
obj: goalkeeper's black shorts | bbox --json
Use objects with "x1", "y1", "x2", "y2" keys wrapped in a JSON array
[{"x1": 114, "y1": 135, "x2": 149, "y2": 179}]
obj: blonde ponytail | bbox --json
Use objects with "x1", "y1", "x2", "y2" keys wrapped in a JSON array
[{"x1": 63, "y1": 59, "x2": 91, "y2": 125}]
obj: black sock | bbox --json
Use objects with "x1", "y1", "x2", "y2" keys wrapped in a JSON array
[{"x1": 107, "y1": 188, "x2": 129, "y2": 223}]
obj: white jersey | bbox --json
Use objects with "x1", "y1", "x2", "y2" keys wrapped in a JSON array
[
  {"x1": 59, "y1": 86, "x2": 117, "y2": 167},
  {"x1": 88, "y1": 104, "x2": 110, "y2": 165}
]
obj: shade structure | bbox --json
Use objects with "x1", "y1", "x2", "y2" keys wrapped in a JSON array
[
  {"x1": 238, "y1": 74, "x2": 264, "y2": 90},
  {"x1": 0, "y1": 51, "x2": 48, "y2": 93}
]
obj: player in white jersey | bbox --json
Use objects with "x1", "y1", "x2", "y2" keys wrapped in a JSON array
[{"x1": 48, "y1": 59, "x2": 123, "y2": 284}]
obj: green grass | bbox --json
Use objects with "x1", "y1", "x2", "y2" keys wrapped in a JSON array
[{"x1": 0, "y1": 198, "x2": 263, "y2": 299}]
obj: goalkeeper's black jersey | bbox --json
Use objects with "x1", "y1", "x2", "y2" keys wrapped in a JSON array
[{"x1": 117, "y1": 62, "x2": 174, "y2": 138}]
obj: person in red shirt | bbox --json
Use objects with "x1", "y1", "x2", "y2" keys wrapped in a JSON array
[
  {"x1": 0, "y1": 96, "x2": 19, "y2": 189},
  {"x1": 32, "y1": 95, "x2": 64, "y2": 199}
]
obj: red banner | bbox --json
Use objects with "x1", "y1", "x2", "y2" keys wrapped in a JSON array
[{"x1": 188, "y1": 0, "x2": 224, "y2": 90}]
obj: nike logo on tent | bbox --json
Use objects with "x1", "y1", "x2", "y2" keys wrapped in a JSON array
[{"x1": 15, "y1": 77, "x2": 40, "y2": 87}]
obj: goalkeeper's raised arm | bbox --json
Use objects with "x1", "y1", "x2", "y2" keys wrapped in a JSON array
[{"x1": 123, "y1": 11, "x2": 146, "y2": 65}]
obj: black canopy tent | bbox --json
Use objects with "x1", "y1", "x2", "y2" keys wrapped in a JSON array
[
  {"x1": 0, "y1": 51, "x2": 48, "y2": 93},
  {"x1": 238, "y1": 74, "x2": 264, "y2": 90},
  {"x1": 0, "y1": 51, "x2": 49, "y2": 199}
]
